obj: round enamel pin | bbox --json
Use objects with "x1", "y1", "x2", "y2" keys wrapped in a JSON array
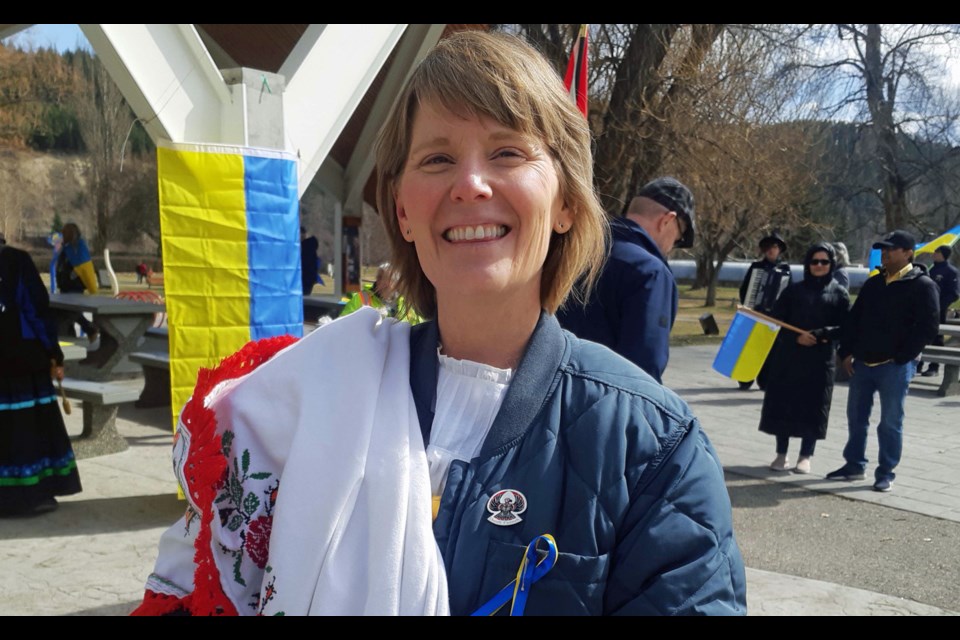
[{"x1": 486, "y1": 489, "x2": 527, "y2": 526}]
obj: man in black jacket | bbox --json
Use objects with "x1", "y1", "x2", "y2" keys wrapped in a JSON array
[
  {"x1": 917, "y1": 245, "x2": 960, "y2": 377},
  {"x1": 827, "y1": 230, "x2": 940, "y2": 492}
]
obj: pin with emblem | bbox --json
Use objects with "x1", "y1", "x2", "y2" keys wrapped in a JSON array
[{"x1": 486, "y1": 489, "x2": 527, "y2": 526}]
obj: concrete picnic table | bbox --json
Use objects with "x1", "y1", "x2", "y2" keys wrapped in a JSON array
[
  {"x1": 50, "y1": 293, "x2": 164, "y2": 382},
  {"x1": 59, "y1": 340, "x2": 87, "y2": 362}
]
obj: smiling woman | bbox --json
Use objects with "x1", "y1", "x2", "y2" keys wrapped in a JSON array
[{"x1": 134, "y1": 30, "x2": 746, "y2": 617}]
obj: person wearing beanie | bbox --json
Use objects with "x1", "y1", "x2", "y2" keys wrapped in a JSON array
[{"x1": 918, "y1": 245, "x2": 960, "y2": 376}]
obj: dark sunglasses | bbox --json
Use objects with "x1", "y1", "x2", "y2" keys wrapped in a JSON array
[{"x1": 809, "y1": 259, "x2": 831, "y2": 266}]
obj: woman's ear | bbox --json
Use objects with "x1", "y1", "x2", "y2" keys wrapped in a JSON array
[
  {"x1": 395, "y1": 198, "x2": 415, "y2": 244},
  {"x1": 554, "y1": 202, "x2": 573, "y2": 235}
]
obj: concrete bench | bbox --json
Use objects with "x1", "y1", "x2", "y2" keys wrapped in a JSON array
[
  {"x1": 61, "y1": 377, "x2": 143, "y2": 458},
  {"x1": 129, "y1": 351, "x2": 170, "y2": 409},
  {"x1": 919, "y1": 345, "x2": 960, "y2": 397},
  {"x1": 138, "y1": 326, "x2": 168, "y2": 352}
]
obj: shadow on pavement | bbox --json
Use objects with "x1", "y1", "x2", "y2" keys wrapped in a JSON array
[
  {"x1": 0, "y1": 493, "x2": 184, "y2": 541},
  {"x1": 67, "y1": 600, "x2": 141, "y2": 616}
]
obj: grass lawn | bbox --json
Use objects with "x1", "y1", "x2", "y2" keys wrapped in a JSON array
[{"x1": 671, "y1": 285, "x2": 741, "y2": 347}]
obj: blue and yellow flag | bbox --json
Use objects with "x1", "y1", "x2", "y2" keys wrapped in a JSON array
[
  {"x1": 712, "y1": 309, "x2": 780, "y2": 382},
  {"x1": 158, "y1": 141, "x2": 302, "y2": 432},
  {"x1": 61, "y1": 236, "x2": 99, "y2": 293},
  {"x1": 916, "y1": 224, "x2": 960, "y2": 257}
]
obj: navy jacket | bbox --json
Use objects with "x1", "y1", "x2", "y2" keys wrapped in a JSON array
[
  {"x1": 411, "y1": 313, "x2": 747, "y2": 615},
  {"x1": 556, "y1": 217, "x2": 677, "y2": 383},
  {"x1": 839, "y1": 265, "x2": 940, "y2": 364},
  {"x1": 930, "y1": 260, "x2": 960, "y2": 311}
]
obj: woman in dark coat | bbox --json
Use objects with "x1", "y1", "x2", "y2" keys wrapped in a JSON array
[{"x1": 760, "y1": 242, "x2": 850, "y2": 475}]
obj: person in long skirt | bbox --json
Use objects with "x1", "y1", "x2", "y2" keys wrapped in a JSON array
[{"x1": 0, "y1": 241, "x2": 82, "y2": 516}]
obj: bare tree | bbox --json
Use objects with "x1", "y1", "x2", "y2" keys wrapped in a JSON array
[
  {"x1": 661, "y1": 27, "x2": 821, "y2": 305},
  {"x1": 783, "y1": 24, "x2": 960, "y2": 235},
  {"x1": 499, "y1": 24, "x2": 727, "y2": 214},
  {"x1": 71, "y1": 52, "x2": 138, "y2": 253}
]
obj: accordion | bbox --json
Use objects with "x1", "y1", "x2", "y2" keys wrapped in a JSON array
[{"x1": 744, "y1": 265, "x2": 791, "y2": 313}]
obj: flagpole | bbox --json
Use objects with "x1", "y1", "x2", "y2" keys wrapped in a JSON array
[
  {"x1": 736, "y1": 305, "x2": 807, "y2": 335},
  {"x1": 563, "y1": 24, "x2": 589, "y2": 118}
]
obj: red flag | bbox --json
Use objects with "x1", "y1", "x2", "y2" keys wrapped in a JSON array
[{"x1": 563, "y1": 24, "x2": 589, "y2": 118}]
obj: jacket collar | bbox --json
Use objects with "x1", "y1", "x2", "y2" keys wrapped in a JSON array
[
  {"x1": 880, "y1": 263, "x2": 927, "y2": 283},
  {"x1": 611, "y1": 216, "x2": 669, "y2": 265},
  {"x1": 409, "y1": 310, "x2": 567, "y2": 456}
]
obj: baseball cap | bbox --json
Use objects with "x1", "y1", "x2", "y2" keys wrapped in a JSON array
[
  {"x1": 872, "y1": 230, "x2": 916, "y2": 251},
  {"x1": 636, "y1": 177, "x2": 696, "y2": 248}
]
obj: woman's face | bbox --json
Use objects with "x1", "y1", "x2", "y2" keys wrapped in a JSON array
[
  {"x1": 809, "y1": 250, "x2": 831, "y2": 277},
  {"x1": 394, "y1": 102, "x2": 571, "y2": 309}
]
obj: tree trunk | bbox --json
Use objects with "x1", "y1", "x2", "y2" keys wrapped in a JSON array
[
  {"x1": 863, "y1": 24, "x2": 909, "y2": 231},
  {"x1": 593, "y1": 24, "x2": 679, "y2": 215},
  {"x1": 706, "y1": 270, "x2": 719, "y2": 308},
  {"x1": 693, "y1": 252, "x2": 710, "y2": 289}
]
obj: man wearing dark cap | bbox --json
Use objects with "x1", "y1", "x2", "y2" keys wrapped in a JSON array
[
  {"x1": 737, "y1": 231, "x2": 792, "y2": 390},
  {"x1": 827, "y1": 230, "x2": 940, "y2": 492},
  {"x1": 918, "y1": 245, "x2": 960, "y2": 376},
  {"x1": 557, "y1": 176, "x2": 695, "y2": 383}
]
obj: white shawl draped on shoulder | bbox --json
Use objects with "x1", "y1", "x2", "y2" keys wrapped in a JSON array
[{"x1": 148, "y1": 307, "x2": 449, "y2": 615}]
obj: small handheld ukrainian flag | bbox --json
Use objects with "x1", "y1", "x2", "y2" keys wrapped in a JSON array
[{"x1": 712, "y1": 309, "x2": 780, "y2": 382}]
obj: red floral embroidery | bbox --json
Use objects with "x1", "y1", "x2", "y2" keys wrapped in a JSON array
[
  {"x1": 245, "y1": 515, "x2": 272, "y2": 569},
  {"x1": 143, "y1": 335, "x2": 297, "y2": 617}
]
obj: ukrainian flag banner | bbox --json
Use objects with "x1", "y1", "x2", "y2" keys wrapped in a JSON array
[
  {"x1": 712, "y1": 309, "x2": 780, "y2": 382},
  {"x1": 915, "y1": 224, "x2": 960, "y2": 257},
  {"x1": 157, "y1": 141, "x2": 302, "y2": 432}
]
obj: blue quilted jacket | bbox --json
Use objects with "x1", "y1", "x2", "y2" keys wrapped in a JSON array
[{"x1": 411, "y1": 313, "x2": 747, "y2": 616}]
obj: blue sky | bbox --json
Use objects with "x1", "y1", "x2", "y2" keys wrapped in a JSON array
[{"x1": 3, "y1": 24, "x2": 91, "y2": 52}]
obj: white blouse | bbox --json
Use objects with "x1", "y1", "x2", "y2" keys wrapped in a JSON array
[{"x1": 427, "y1": 349, "x2": 513, "y2": 497}]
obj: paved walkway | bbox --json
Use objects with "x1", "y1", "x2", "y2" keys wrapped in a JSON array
[
  {"x1": 664, "y1": 345, "x2": 960, "y2": 524},
  {"x1": 1, "y1": 344, "x2": 957, "y2": 615}
]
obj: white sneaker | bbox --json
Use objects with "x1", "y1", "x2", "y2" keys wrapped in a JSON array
[
  {"x1": 794, "y1": 456, "x2": 812, "y2": 474},
  {"x1": 769, "y1": 454, "x2": 791, "y2": 472}
]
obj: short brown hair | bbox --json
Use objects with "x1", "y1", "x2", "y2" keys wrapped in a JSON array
[{"x1": 375, "y1": 30, "x2": 607, "y2": 319}]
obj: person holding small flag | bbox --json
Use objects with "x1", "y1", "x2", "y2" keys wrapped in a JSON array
[{"x1": 758, "y1": 242, "x2": 850, "y2": 474}]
